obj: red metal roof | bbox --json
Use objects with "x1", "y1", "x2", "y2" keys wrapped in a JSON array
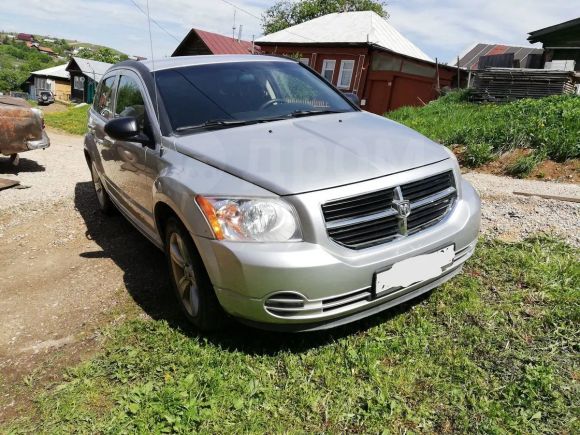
[{"x1": 194, "y1": 29, "x2": 254, "y2": 55}]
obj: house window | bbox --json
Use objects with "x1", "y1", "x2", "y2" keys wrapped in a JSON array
[
  {"x1": 321, "y1": 59, "x2": 336, "y2": 83},
  {"x1": 337, "y1": 60, "x2": 355, "y2": 89},
  {"x1": 299, "y1": 57, "x2": 310, "y2": 66},
  {"x1": 74, "y1": 76, "x2": 85, "y2": 90}
]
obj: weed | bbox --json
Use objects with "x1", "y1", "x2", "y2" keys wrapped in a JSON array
[
  {"x1": 464, "y1": 142, "x2": 494, "y2": 167},
  {"x1": 44, "y1": 105, "x2": 90, "y2": 135},
  {"x1": 388, "y1": 94, "x2": 580, "y2": 162},
  {"x1": 507, "y1": 150, "x2": 546, "y2": 178},
  {"x1": 4, "y1": 237, "x2": 579, "y2": 434}
]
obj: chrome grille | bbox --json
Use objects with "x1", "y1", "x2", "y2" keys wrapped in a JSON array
[{"x1": 322, "y1": 171, "x2": 456, "y2": 249}]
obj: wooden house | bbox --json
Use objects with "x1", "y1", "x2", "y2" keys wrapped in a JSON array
[{"x1": 256, "y1": 11, "x2": 459, "y2": 114}]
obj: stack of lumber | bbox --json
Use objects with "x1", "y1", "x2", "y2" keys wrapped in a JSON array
[{"x1": 471, "y1": 68, "x2": 579, "y2": 102}]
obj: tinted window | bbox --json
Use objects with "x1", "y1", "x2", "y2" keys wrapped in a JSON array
[
  {"x1": 94, "y1": 76, "x2": 116, "y2": 120},
  {"x1": 115, "y1": 75, "x2": 148, "y2": 130},
  {"x1": 155, "y1": 61, "x2": 354, "y2": 132}
]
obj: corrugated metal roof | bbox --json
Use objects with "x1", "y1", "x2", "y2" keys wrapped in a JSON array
[
  {"x1": 454, "y1": 43, "x2": 543, "y2": 70},
  {"x1": 256, "y1": 11, "x2": 433, "y2": 62},
  {"x1": 195, "y1": 29, "x2": 254, "y2": 55},
  {"x1": 68, "y1": 57, "x2": 112, "y2": 82},
  {"x1": 31, "y1": 64, "x2": 69, "y2": 80}
]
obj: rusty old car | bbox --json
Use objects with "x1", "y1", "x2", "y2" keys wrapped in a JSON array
[{"x1": 0, "y1": 96, "x2": 50, "y2": 165}]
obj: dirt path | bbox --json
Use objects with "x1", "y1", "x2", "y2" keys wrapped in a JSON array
[
  {"x1": 0, "y1": 130, "x2": 578, "y2": 421},
  {"x1": 0, "y1": 129, "x2": 176, "y2": 422}
]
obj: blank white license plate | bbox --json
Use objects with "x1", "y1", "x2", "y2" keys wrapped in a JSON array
[{"x1": 375, "y1": 245, "x2": 455, "y2": 296}]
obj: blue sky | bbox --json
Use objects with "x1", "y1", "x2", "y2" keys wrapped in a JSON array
[{"x1": 0, "y1": 1, "x2": 577, "y2": 62}]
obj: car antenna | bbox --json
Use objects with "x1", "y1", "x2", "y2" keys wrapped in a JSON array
[{"x1": 145, "y1": 0, "x2": 166, "y2": 148}]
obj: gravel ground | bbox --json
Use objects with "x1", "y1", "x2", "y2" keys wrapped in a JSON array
[
  {"x1": 0, "y1": 129, "x2": 88, "y2": 210},
  {"x1": 463, "y1": 172, "x2": 580, "y2": 247}
]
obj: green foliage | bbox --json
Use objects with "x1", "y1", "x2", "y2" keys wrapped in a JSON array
[
  {"x1": 507, "y1": 150, "x2": 547, "y2": 178},
  {"x1": 75, "y1": 47, "x2": 128, "y2": 64},
  {"x1": 44, "y1": 105, "x2": 90, "y2": 135},
  {"x1": 5, "y1": 237, "x2": 579, "y2": 433},
  {"x1": 0, "y1": 39, "x2": 60, "y2": 92},
  {"x1": 388, "y1": 94, "x2": 580, "y2": 162},
  {"x1": 262, "y1": 0, "x2": 388, "y2": 34},
  {"x1": 464, "y1": 142, "x2": 495, "y2": 167}
]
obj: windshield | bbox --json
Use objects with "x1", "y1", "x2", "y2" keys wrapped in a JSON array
[{"x1": 154, "y1": 61, "x2": 355, "y2": 132}]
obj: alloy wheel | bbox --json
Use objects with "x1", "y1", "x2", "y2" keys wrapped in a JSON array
[{"x1": 169, "y1": 232, "x2": 200, "y2": 317}]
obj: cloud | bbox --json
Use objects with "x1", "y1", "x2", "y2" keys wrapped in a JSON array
[
  {"x1": 0, "y1": 0, "x2": 577, "y2": 61},
  {"x1": 0, "y1": 0, "x2": 269, "y2": 57},
  {"x1": 387, "y1": 0, "x2": 578, "y2": 62}
]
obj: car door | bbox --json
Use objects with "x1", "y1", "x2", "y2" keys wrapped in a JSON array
[
  {"x1": 108, "y1": 71, "x2": 157, "y2": 230},
  {"x1": 90, "y1": 74, "x2": 119, "y2": 198}
]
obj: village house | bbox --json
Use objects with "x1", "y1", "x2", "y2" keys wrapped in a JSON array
[
  {"x1": 26, "y1": 64, "x2": 70, "y2": 101},
  {"x1": 65, "y1": 56, "x2": 112, "y2": 103},
  {"x1": 256, "y1": 11, "x2": 459, "y2": 114},
  {"x1": 172, "y1": 28, "x2": 256, "y2": 56}
]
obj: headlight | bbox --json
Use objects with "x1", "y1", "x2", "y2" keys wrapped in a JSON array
[{"x1": 195, "y1": 196, "x2": 302, "y2": 242}]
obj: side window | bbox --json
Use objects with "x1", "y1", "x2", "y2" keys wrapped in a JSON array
[
  {"x1": 94, "y1": 76, "x2": 116, "y2": 120},
  {"x1": 115, "y1": 75, "x2": 148, "y2": 131}
]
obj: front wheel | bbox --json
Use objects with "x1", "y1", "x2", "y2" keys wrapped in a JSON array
[{"x1": 164, "y1": 217, "x2": 228, "y2": 331}]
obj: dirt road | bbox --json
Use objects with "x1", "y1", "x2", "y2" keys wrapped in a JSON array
[
  {"x1": 0, "y1": 129, "x2": 177, "y2": 421},
  {"x1": 1, "y1": 129, "x2": 578, "y2": 420}
]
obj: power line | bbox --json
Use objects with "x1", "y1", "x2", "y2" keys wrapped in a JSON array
[
  {"x1": 128, "y1": 0, "x2": 180, "y2": 42},
  {"x1": 219, "y1": 0, "x2": 318, "y2": 43}
]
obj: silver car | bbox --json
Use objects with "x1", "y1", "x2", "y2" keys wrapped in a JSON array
[{"x1": 84, "y1": 55, "x2": 480, "y2": 332}]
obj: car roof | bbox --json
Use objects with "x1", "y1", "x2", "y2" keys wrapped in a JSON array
[{"x1": 139, "y1": 55, "x2": 295, "y2": 72}]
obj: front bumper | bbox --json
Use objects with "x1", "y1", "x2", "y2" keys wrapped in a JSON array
[{"x1": 194, "y1": 179, "x2": 481, "y2": 330}]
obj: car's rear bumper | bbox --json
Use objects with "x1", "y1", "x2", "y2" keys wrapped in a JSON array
[
  {"x1": 27, "y1": 130, "x2": 50, "y2": 150},
  {"x1": 194, "y1": 179, "x2": 481, "y2": 329}
]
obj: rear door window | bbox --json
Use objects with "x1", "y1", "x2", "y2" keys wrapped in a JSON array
[{"x1": 94, "y1": 76, "x2": 116, "y2": 120}]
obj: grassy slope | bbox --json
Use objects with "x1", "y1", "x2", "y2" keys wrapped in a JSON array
[
  {"x1": 44, "y1": 105, "x2": 89, "y2": 135},
  {"x1": 387, "y1": 93, "x2": 580, "y2": 163},
  {"x1": 6, "y1": 237, "x2": 579, "y2": 433}
]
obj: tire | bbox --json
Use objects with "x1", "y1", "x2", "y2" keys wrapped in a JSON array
[
  {"x1": 164, "y1": 217, "x2": 228, "y2": 332},
  {"x1": 89, "y1": 160, "x2": 115, "y2": 215}
]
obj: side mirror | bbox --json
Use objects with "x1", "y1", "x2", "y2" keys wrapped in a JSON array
[
  {"x1": 104, "y1": 117, "x2": 150, "y2": 145},
  {"x1": 344, "y1": 92, "x2": 360, "y2": 107}
]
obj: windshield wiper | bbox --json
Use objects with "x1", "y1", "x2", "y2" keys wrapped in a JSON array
[
  {"x1": 175, "y1": 119, "x2": 260, "y2": 133},
  {"x1": 288, "y1": 109, "x2": 345, "y2": 118}
]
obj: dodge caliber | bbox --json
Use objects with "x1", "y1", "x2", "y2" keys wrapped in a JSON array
[{"x1": 84, "y1": 55, "x2": 480, "y2": 331}]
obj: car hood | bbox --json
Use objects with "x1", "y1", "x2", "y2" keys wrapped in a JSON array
[{"x1": 174, "y1": 111, "x2": 450, "y2": 195}]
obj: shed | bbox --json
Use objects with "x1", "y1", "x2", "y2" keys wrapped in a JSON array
[
  {"x1": 26, "y1": 64, "x2": 70, "y2": 101},
  {"x1": 454, "y1": 43, "x2": 544, "y2": 70},
  {"x1": 528, "y1": 17, "x2": 580, "y2": 71},
  {"x1": 256, "y1": 11, "x2": 458, "y2": 114},
  {"x1": 172, "y1": 28, "x2": 256, "y2": 56},
  {"x1": 65, "y1": 57, "x2": 112, "y2": 103}
]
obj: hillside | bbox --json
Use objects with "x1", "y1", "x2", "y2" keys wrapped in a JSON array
[{"x1": 0, "y1": 32, "x2": 127, "y2": 93}]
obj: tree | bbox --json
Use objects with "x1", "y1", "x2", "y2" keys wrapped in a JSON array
[
  {"x1": 262, "y1": 0, "x2": 388, "y2": 34},
  {"x1": 75, "y1": 47, "x2": 127, "y2": 64}
]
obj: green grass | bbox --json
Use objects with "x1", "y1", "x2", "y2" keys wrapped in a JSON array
[
  {"x1": 5, "y1": 237, "x2": 579, "y2": 433},
  {"x1": 507, "y1": 150, "x2": 547, "y2": 178},
  {"x1": 388, "y1": 93, "x2": 580, "y2": 163},
  {"x1": 44, "y1": 105, "x2": 90, "y2": 135}
]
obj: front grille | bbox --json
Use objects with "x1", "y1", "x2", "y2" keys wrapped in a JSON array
[{"x1": 322, "y1": 171, "x2": 456, "y2": 249}]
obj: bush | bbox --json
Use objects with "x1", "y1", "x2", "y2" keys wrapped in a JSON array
[
  {"x1": 388, "y1": 95, "x2": 580, "y2": 162},
  {"x1": 507, "y1": 150, "x2": 546, "y2": 178},
  {"x1": 464, "y1": 143, "x2": 494, "y2": 167}
]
